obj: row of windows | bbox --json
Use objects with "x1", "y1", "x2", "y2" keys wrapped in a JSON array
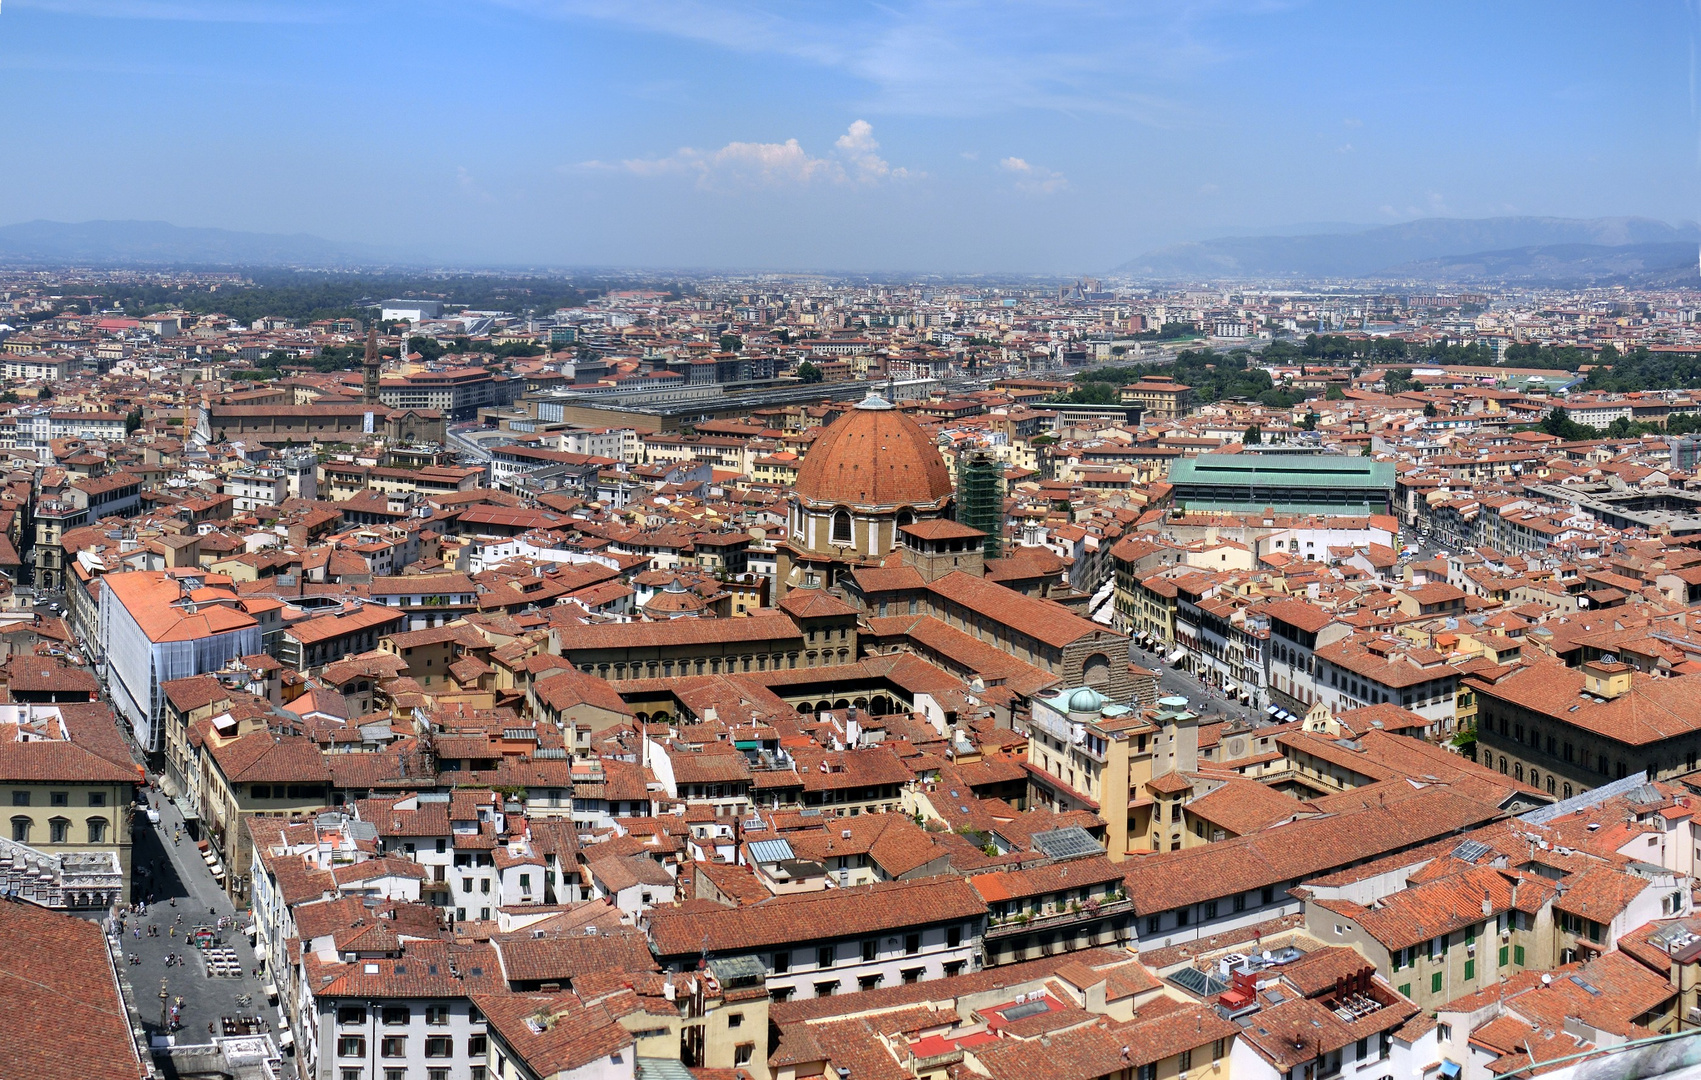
[
  {"x1": 11, "y1": 790, "x2": 105, "y2": 807},
  {"x1": 576, "y1": 651, "x2": 820, "y2": 678},
  {"x1": 771, "y1": 928, "x2": 957, "y2": 973},
  {"x1": 339, "y1": 1005, "x2": 467, "y2": 1027},
  {"x1": 1489, "y1": 755, "x2": 1571, "y2": 797},
  {"x1": 1484, "y1": 710, "x2": 1680, "y2": 780},
  {"x1": 336, "y1": 1034, "x2": 482, "y2": 1059},
  {"x1": 246, "y1": 784, "x2": 327, "y2": 800},
  {"x1": 776, "y1": 963, "x2": 962, "y2": 1001},
  {"x1": 11, "y1": 816, "x2": 106, "y2": 843},
  {"x1": 1143, "y1": 886, "x2": 1277, "y2": 933},
  {"x1": 1326, "y1": 666, "x2": 1451, "y2": 708},
  {"x1": 1389, "y1": 917, "x2": 1511, "y2": 968}
]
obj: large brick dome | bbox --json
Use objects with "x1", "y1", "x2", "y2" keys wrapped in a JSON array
[{"x1": 793, "y1": 395, "x2": 954, "y2": 509}]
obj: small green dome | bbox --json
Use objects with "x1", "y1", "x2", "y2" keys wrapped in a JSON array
[{"x1": 1067, "y1": 687, "x2": 1106, "y2": 713}]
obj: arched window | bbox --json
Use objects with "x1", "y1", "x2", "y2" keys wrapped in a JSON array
[
  {"x1": 48, "y1": 817, "x2": 70, "y2": 844},
  {"x1": 896, "y1": 509, "x2": 915, "y2": 530},
  {"x1": 831, "y1": 510, "x2": 853, "y2": 545},
  {"x1": 1513, "y1": 764, "x2": 1523, "y2": 782},
  {"x1": 1546, "y1": 776, "x2": 1555, "y2": 795},
  {"x1": 10, "y1": 817, "x2": 29, "y2": 843},
  {"x1": 86, "y1": 817, "x2": 107, "y2": 844},
  {"x1": 1083, "y1": 653, "x2": 1111, "y2": 686}
]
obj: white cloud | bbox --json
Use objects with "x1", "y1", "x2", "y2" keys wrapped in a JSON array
[
  {"x1": 591, "y1": 121, "x2": 915, "y2": 190},
  {"x1": 1000, "y1": 156, "x2": 1068, "y2": 195},
  {"x1": 835, "y1": 120, "x2": 914, "y2": 182},
  {"x1": 614, "y1": 139, "x2": 836, "y2": 190}
]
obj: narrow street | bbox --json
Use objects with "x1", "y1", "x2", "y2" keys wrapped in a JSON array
[{"x1": 117, "y1": 788, "x2": 285, "y2": 1064}]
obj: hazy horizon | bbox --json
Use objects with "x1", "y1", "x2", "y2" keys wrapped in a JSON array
[{"x1": 1, "y1": 1, "x2": 1694, "y2": 273}]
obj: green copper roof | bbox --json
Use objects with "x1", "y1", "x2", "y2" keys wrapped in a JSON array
[
  {"x1": 1166, "y1": 453, "x2": 1396, "y2": 490},
  {"x1": 1178, "y1": 500, "x2": 1389, "y2": 516}
]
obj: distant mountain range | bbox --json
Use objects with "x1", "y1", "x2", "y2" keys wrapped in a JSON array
[
  {"x1": 0, "y1": 219, "x2": 380, "y2": 267},
  {"x1": 1115, "y1": 216, "x2": 1701, "y2": 284}
]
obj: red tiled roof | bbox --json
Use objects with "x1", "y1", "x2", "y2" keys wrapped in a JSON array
[
  {"x1": 647, "y1": 876, "x2": 984, "y2": 958},
  {"x1": 0, "y1": 899, "x2": 147, "y2": 1080}
]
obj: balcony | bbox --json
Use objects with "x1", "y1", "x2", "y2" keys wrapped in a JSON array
[{"x1": 985, "y1": 896, "x2": 1132, "y2": 940}]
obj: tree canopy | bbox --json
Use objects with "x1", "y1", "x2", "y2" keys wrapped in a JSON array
[
  {"x1": 1076, "y1": 349, "x2": 1283, "y2": 406},
  {"x1": 1384, "y1": 368, "x2": 1419, "y2": 395},
  {"x1": 81, "y1": 270, "x2": 605, "y2": 325}
]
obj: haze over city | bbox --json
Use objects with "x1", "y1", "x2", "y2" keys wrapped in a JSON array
[
  {"x1": 1, "y1": 0, "x2": 1695, "y2": 270},
  {"x1": 11, "y1": 8, "x2": 1701, "y2": 1080}
]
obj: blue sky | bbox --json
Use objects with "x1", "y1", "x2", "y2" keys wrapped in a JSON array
[{"x1": 0, "y1": 1, "x2": 1694, "y2": 271}]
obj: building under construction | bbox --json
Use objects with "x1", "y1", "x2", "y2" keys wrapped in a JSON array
[{"x1": 956, "y1": 451, "x2": 1004, "y2": 559}]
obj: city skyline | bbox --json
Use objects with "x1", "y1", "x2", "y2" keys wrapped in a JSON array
[{"x1": 1, "y1": 1, "x2": 1693, "y2": 271}]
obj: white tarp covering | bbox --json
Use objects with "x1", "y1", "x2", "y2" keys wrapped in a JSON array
[{"x1": 100, "y1": 577, "x2": 261, "y2": 753}]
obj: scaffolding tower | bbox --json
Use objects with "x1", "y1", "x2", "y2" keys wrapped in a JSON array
[{"x1": 958, "y1": 452, "x2": 1004, "y2": 560}]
